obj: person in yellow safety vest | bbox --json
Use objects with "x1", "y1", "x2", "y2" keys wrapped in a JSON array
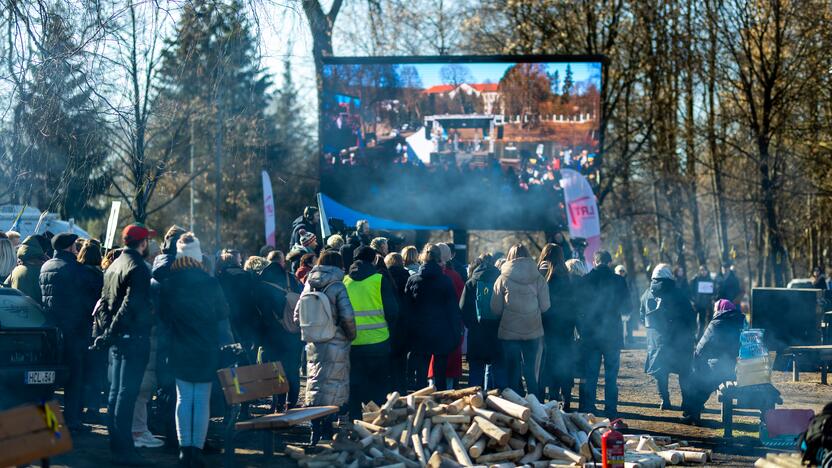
[{"x1": 343, "y1": 246, "x2": 399, "y2": 420}]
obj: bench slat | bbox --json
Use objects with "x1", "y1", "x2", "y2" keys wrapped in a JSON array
[
  {"x1": 0, "y1": 402, "x2": 72, "y2": 466},
  {"x1": 218, "y1": 362, "x2": 290, "y2": 404},
  {"x1": 235, "y1": 406, "x2": 339, "y2": 431},
  {"x1": 222, "y1": 378, "x2": 289, "y2": 405},
  {"x1": 218, "y1": 362, "x2": 286, "y2": 386}
]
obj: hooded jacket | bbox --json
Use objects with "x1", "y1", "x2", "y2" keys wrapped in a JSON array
[
  {"x1": 293, "y1": 265, "x2": 357, "y2": 407},
  {"x1": 159, "y1": 257, "x2": 230, "y2": 382},
  {"x1": 39, "y1": 249, "x2": 88, "y2": 335},
  {"x1": 490, "y1": 257, "x2": 550, "y2": 340},
  {"x1": 216, "y1": 264, "x2": 260, "y2": 347},
  {"x1": 640, "y1": 278, "x2": 696, "y2": 375},
  {"x1": 8, "y1": 237, "x2": 46, "y2": 303},
  {"x1": 695, "y1": 305, "x2": 745, "y2": 371},
  {"x1": 403, "y1": 261, "x2": 462, "y2": 356},
  {"x1": 460, "y1": 261, "x2": 500, "y2": 361}
]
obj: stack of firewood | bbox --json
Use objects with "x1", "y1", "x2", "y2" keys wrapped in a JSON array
[{"x1": 287, "y1": 386, "x2": 712, "y2": 468}]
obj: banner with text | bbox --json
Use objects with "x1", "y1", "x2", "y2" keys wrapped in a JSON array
[
  {"x1": 262, "y1": 171, "x2": 276, "y2": 247},
  {"x1": 559, "y1": 168, "x2": 601, "y2": 264}
]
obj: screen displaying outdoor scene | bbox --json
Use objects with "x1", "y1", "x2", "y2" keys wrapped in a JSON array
[{"x1": 320, "y1": 57, "x2": 603, "y2": 230}]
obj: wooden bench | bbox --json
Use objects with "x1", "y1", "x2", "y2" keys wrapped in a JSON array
[
  {"x1": 781, "y1": 345, "x2": 832, "y2": 384},
  {"x1": 217, "y1": 361, "x2": 338, "y2": 467},
  {"x1": 717, "y1": 382, "x2": 782, "y2": 437},
  {"x1": 0, "y1": 400, "x2": 73, "y2": 467}
]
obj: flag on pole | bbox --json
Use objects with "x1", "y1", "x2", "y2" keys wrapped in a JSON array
[
  {"x1": 262, "y1": 171, "x2": 276, "y2": 247},
  {"x1": 559, "y1": 169, "x2": 602, "y2": 264},
  {"x1": 104, "y1": 201, "x2": 121, "y2": 249}
]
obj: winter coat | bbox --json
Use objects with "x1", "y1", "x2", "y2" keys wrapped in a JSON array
[
  {"x1": 717, "y1": 270, "x2": 742, "y2": 303},
  {"x1": 256, "y1": 262, "x2": 297, "y2": 356},
  {"x1": 388, "y1": 265, "x2": 411, "y2": 300},
  {"x1": 402, "y1": 261, "x2": 462, "y2": 356},
  {"x1": 441, "y1": 265, "x2": 465, "y2": 378},
  {"x1": 347, "y1": 260, "x2": 400, "y2": 355},
  {"x1": 538, "y1": 263, "x2": 576, "y2": 342},
  {"x1": 693, "y1": 306, "x2": 745, "y2": 380},
  {"x1": 78, "y1": 265, "x2": 103, "y2": 327},
  {"x1": 640, "y1": 278, "x2": 696, "y2": 376},
  {"x1": 39, "y1": 250, "x2": 88, "y2": 336},
  {"x1": 580, "y1": 265, "x2": 629, "y2": 346},
  {"x1": 450, "y1": 259, "x2": 468, "y2": 284},
  {"x1": 216, "y1": 265, "x2": 260, "y2": 347},
  {"x1": 296, "y1": 264, "x2": 312, "y2": 284},
  {"x1": 490, "y1": 257, "x2": 550, "y2": 341},
  {"x1": 8, "y1": 238, "x2": 45, "y2": 304},
  {"x1": 159, "y1": 257, "x2": 230, "y2": 383},
  {"x1": 101, "y1": 247, "x2": 154, "y2": 338},
  {"x1": 460, "y1": 262, "x2": 501, "y2": 362},
  {"x1": 292, "y1": 265, "x2": 357, "y2": 407}
]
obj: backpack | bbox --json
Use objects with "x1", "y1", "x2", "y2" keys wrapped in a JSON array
[
  {"x1": 799, "y1": 410, "x2": 832, "y2": 465},
  {"x1": 297, "y1": 283, "x2": 337, "y2": 343},
  {"x1": 475, "y1": 279, "x2": 497, "y2": 321}
]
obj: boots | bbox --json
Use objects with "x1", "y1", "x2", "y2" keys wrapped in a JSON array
[
  {"x1": 309, "y1": 419, "x2": 322, "y2": 447},
  {"x1": 191, "y1": 448, "x2": 206, "y2": 468},
  {"x1": 178, "y1": 447, "x2": 192, "y2": 467}
]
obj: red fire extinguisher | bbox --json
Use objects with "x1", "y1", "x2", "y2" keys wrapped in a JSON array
[{"x1": 589, "y1": 418, "x2": 626, "y2": 468}]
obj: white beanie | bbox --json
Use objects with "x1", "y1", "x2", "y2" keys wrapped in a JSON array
[
  {"x1": 176, "y1": 233, "x2": 202, "y2": 261},
  {"x1": 651, "y1": 263, "x2": 674, "y2": 280},
  {"x1": 438, "y1": 243, "x2": 452, "y2": 264}
]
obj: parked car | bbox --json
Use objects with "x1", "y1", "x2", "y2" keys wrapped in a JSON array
[{"x1": 0, "y1": 288, "x2": 66, "y2": 409}]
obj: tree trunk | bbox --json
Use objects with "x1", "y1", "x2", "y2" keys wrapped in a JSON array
[
  {"x1": 685, "y1": 0, "x2": 705, "y2": 267},
  {"x1": 302, "y1": 0, "x2": 343, "y2": 153}
]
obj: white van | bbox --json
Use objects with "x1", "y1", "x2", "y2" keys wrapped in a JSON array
[{"x1": 0, "y1": 205, "x2": 92, "y2": 239}]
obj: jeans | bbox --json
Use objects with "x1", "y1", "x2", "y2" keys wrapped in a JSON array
[
  {"x1": 348, "y1": 346, "x2": 390, "y2": 420},
  {"x1": 414, "y1": 353, "x2": 449, "y2": 391},
  {"x1": 579, "y1": 341, "x2": 621, "y2": 413},
  {"x1": 63, "y1": 336, "x2": 88, "y2": 428},
  {"x1": 175, "y1": 379, "x2": 212, "y2": 448},
  {"x1": 108, "y1": 336, "x2": 151, "y2": 456},
  {"x1": 133, "y1": 333, "x2": 157, "y2": 434},
  {"x1": 501, "y1": 338, "x2": 543, "y2": 397}
]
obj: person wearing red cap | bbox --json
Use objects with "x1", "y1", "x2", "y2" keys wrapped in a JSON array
[{"x1": 98, "y1": 223, "x2": 156, "y2": 466}]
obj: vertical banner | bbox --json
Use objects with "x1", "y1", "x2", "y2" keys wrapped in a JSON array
[
  {"x1": 104, "y1": 201, "x2": 122, "y2": 249},
  {"x1": 317, "y1": 193, "x2": 331, "y2": 239},
  {"x1": 262, "y1": 171, "x2": 276, "y2": 247},
  {"x1": 559, "y1": 169, "x2": 602, "y2": 264}
]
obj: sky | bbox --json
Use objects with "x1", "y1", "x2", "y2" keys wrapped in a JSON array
[{"x1": 414, "y1": 61, "x2": 602, "y2": 88}]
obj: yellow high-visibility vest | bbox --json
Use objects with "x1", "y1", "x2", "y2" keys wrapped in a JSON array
[{"x1": 343, "y1": 273, "x2": 389, "y2": 346}]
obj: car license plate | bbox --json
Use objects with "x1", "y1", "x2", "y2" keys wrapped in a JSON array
[{"x1": 25, "y1": 370, "x2": 55, "y2": 385}]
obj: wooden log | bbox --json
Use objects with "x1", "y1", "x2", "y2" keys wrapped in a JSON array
[
  {"x1": 428, "y1": 423, "x2": 443, "y2": 450},
  {"x1": 474, "y1": 449, "x2": 524, "y2": 463},
  {"x1": 486, "y1": 395, "x2": 530, "y2": 421},
  {"x1": 441, "y1": 422, "x2": 474, "y2": 466},
  {"x1": 285, "y1": 445, "x2": 306, "y2": 459},
  {"x1": 369, "y1": 447, "x2": 385, "y2": 459},
  {"x1": 382, "y1": 448, "x2": 421, "y2": 468},
  {"x1": 431, "y1": 415, "x2": 471, "y2": 425},
  {"x1": 678, "y1": 451, "x2": 708, "y2": 464},
  {"x1": 432, "y1": 387, "x2": 481, "y2": 401},
  {"x1": 543, "y1": 443, "x2": 584, "y2": 464},
  {"x1": 508, "y1": 437, "x2": 526, "y2": 450},
  {"x1": 382, "y1": 392, "x2": 401, "y2": 412},
  {"x1": 468, "y1": 437, "x2": 487, "y2": 458},
  {"x1": 467, "y1": 393, "x2": 485, "y2": 409},
  {"x1": 412, "y1": 434, "x2": 428, "y2": 467},
  {"x1": 548, "y1": 408, "x2": 570, "y2": 434},
  {"x1": 657, "y1": 451, "x2": 684, "y2": 465},
  {"x1": 413, "y1": 402, "x2": 428, "y2": 434},
  {"x1": 568, "y1": 413, "x2": 600, "y2": 447},
  {"x1": 471, "y1": 407, "x2": 512, "y2": 425},
  {"x1": 364, "y1": 401, "x2": 381, "y2": 413},
  {"x1": 460, "y1": 421, "x2": 483, "y2": 449},
  {"x1": 525, "y1": 393, "x2": 549, "y2": 422},
  {"x1": 527, "y1": 416, "x2": 555, "y2": 444},
  {"x1": 355, "y1": 419, "x2": 385, "y2": 433},
  {"x1": 401, "y1": 414, "x2": 415, "y2": 447},
  {"x1": 509, "y1": 418, "x2": 529, "y2": 435},
  {"x1": 519, "y1": 440, "x2": 544, "y2": 464},
  {"x1": 448, "y1": 397, "x2": 468, "y2": 415},
  {"x1": 386, "y1": 422, "x2": 408, "y2": 440},
  {"x1": 376, "y1": 463, "x2": 406, "y2": 468},
  {"x1": 412, "y1": 385, "x2": 437, "y2": 397},
  {"x1": 472, "y1": 416, "x2": 511, "y2": 445},
  {"x1": 359, "y1": 434, "x2": 378, "y2": 448},
  {"x1": 540, "y1": 419, "x2": 577, "y2": 448},
  {"x1": 500, "y1": 388, "x2": 529, "y2": 406},
  {"x1": 422, "y1": 419, "x2": 432, "y2": 445},
  {"x1": 427, "y1": 452, "x2": 463, "y2": 468},
  {"x1": 428, "y1": 404, "x2": 451, "y2": 417},
  {"x1": 353, "y1": 421, "x2": 374, "y2": 438}
]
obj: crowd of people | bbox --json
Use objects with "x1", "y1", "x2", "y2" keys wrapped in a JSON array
[{"x1": 0, "y1": 208, "x2": 760, "y2": 466}]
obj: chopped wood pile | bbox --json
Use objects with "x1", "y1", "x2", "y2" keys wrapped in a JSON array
[{"x1": 287, "y1": 386, "x2": 713, "y2": 468}]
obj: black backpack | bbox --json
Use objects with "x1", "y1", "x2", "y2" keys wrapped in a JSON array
[{"x1": 800, "y1": 406, "x2": 832, "y2": 466}]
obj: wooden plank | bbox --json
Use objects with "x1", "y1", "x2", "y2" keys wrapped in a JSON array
[
  {"x1": 0, "y1": 429, "x2": 73, "y2": 467},
  {"x1": 218, "y1": 361, "x2": 287, "y2": 386},
  {"x1": 236, "y1": 406, "x2": 338, "y2": 430},
  {"x1": 0, "y1": 401, "x2": 66, "y2": 441},
  {"x1": 222, "y1": 378, "x2": 288, "y2": 404}
]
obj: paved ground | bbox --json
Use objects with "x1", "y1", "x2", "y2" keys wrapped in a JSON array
[{"x1": 38, "y1": 341, "x2": 832, "y2": 467}]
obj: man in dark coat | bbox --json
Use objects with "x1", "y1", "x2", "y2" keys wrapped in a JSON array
[
  {"x1": 716, "y1": 262, "x2": 742, "y2": 304},
  {"x1": 216, "y1": 250, "x2": 260, "y2": 359},
  {"x1": 681, "y1": 299, "x2": 745, "y2": 425},
  {"x1": 39, "y1": 232, "x2": 87, "y2": 431},
  {"x1": 641, "y1": 263, "x2": 697, "y2": 411},
  {"x1": 340, "y1": 220, "x2": 371, "y2": 268},
  {"x1": 578, "y1": 250, "x2": 629, "y2": 416},
  {"x1": 460, "y1": 254, "x2": 501, "y2": 390},
  {"x1": 289, "y1": 206, "x2": 320, "y2": 252},
  {"x1": 98, "y1": 224, "x2": 156, "y2": 466},
  {"x1": 690, "y1": 265, "x2": 716, "y2": 338},
  {"x1": 447, "y1": 243, "x2": 468, "y2": 283}
]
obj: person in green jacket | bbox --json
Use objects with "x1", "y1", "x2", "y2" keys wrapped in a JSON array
[{"x1": 7, "y1": 235, "x2": 47, "y2": 304}]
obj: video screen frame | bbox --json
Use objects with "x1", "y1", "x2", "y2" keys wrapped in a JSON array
[{"x1": 319, "y1": 54, "x2": 608, "y2": 231}]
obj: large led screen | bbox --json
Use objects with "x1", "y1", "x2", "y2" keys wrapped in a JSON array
[{"x1": 320, "y1": 56, "x2": 604, "y2": 231}]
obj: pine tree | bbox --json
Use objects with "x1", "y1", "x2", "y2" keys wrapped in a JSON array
[
  {"x1": 153, "y1": 0, "x2": 273, "y2": 251},
  {"x1": 15, "y1": 10, "x2": 109, "y2": 220},
  {"x1": 549, "y1": 69, "x2": 560, "y2": 96},
  {"x1": 561, "y1": 64, "x2": 574, "y2": 104}
]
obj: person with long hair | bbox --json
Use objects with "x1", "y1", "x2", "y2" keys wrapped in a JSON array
[
  {"x1": 537, "y1": 244, "x2": 576, "y2": 405},
  {"x1": 490, "y1": 243, "x2": 550, "y2": 396},
  {"x1": 403, "y1": 244, "x2": 462, "y2": 391},
  {"x1": 401, "y1": 246, "x2": 420, "y2": 276},
  {"x1": 0, "y1": 236, "x2": 16, "y2": 282},
  {"x1": 293, "y1": 251, "x2": 356, "y2": 444},
  {"x1": 460, "y1": 253, "x2": 503, "y2": 390}
]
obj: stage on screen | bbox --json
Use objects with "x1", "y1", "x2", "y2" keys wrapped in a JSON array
[{"x1": 320, "y1": 55, "x2": 604, "y2": 231}]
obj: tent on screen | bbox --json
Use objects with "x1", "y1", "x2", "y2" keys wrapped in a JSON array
[{"x1": 317, "y1": 193, "x2": 448, "y2": 237}]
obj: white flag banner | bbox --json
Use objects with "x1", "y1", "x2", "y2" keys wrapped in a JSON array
[
  {"x1": 262, "y1": 171, "x2": 276, "y2": 247},
  {"x1": 104, "y1": 201, "x2": 122, "y2": 249},
  {"x1": 559, "y1": 168, "x2": 602, "y2": 263}
]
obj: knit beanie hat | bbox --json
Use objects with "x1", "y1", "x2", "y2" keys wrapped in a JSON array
[
  {"x1": 176, "y1": 233, "x2": 202, "y2": 261},
  {"x1": 300, "y1": 231, "x2": 317, "y2": 247}
]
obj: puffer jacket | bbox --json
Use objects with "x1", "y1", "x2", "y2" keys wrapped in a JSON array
[
  {"x1": 8, "y1": 237, "x2": 46, "y2": 303},
  {"x1": 39, "y1": 250, "x2": 87, "y2": 335},
  {"x1": 293, "y1": 265, "x2": 356, "y2": 407},
  {"x1": 101, "y1": 247, "x2": 153, "y2": 338},
  {"x1": 490, "y1": 257, "x2": 550, "y2": 340}
]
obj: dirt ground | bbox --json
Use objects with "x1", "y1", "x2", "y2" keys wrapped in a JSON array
[{"x1": 40, "y1": 339, "x2": 832, "y2": 467}]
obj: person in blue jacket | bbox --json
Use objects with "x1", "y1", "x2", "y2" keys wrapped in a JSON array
[{"x1": 681, "y1": 299, "x2": 746, "y2": 425}]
